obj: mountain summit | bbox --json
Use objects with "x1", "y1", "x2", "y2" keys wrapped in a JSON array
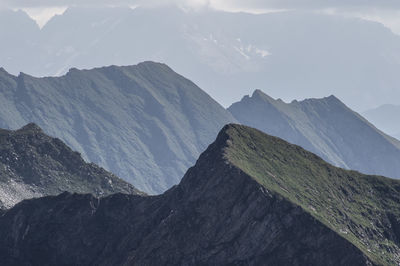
[
  {"x1": 228, "y1": 89, "x2": 400, "y2": 179},
  {"x1": 0, "y1": 62, "x2": 235, "y2": 193},
  {"x1": 1, "y1": 124, "x2": 399, "y2": 264},
  {"x1": 0, "y1": 123, "x2": 140, "y2": 209}
]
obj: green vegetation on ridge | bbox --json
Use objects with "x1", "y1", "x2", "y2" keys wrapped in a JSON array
[
  {"x1": 224, "y1": 124, "x2": 400, "y2": 265},
  {"x1": 228, "y1": 89, "x2": 400, "y2": 180}
]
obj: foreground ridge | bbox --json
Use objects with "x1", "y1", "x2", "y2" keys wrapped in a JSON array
[
  {"x1": 2, "y1": 124, "x2": 400, "y2": 264},
  {"x1": 228, "y1": 89, "x2": 400, "y2": 179}
]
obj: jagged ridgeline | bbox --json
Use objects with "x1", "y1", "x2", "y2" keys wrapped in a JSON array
[
  {"x1": 228, "y1": 89, "x2": 400, "y2": 179},
  {"x1": 0, "y1": 62, "x2": 235, "y2": 194},
  {"x1": 1, "y1": 124, "x2": 399, "y2": 265},
  {"x1": 0, "y1": 123, "x2": 141, "y2": 209}
]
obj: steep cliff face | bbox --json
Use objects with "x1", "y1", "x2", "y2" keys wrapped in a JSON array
[
  {"x1": 2, "y1": 124, "x2": 394, "y2": 265},
  {"x1": 0, "y1": 62, "x2": 235, "y2": 194},
  {"x1": 0, "y1": 123, "x2": 140, "y2": 209}
]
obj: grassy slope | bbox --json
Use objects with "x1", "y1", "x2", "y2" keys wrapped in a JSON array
[
  {"x1": 228, "y1": 90, "x2": 400, "y2": 180},
  {"x1": 224, "y1": 124, "x2": 400, "y2": 265}
]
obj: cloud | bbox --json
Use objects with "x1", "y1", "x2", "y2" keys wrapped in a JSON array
[
  {"x1": 1, "y1": 0, "x2": 400, "y2": 10},
  {"x1": 22, "y1": 6, "x2": 67, "y2": 28},
  {"x1": 216, "y1": 0, "x2": 400, "y2": 10},
  {"x1": 0, "y1": 0, "x2": 208, "y2": 8},
  {"x1": 2, "y1": 0, "x2": 400, "y2": 35}
]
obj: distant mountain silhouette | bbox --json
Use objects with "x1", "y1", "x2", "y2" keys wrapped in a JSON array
[
  {"x1": 228, "y1": 89, "x2": 400, "y2": 179},
  {"x1": 1, "y1": 7, "x2": 400, "y2": 110},
  {"x1": 0, "y1": 62, "x2": 235, "y2": 194}
]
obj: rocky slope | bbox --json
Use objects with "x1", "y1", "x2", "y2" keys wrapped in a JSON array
[
  {"x1": 2, "y1": 124, "x2": 400, "y2": 265},
  {"x1": 0, "y1": 123, "x2": 140, "y2": 209},
  {"x1": 0, "y1": 62, "x2": 235, "y2": 194},
  {"x1": 228, "y1": 90, "x2": 400, "y2": 179}
]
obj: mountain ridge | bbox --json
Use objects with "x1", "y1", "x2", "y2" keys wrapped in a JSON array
[
  {"x1": 228, "y1": 89, "x2": 400, "y2": 179},
  {"x1": 0, "y1": 123, "x2": 141, "y2": 209},
  {"x1": 2, "y1": 124, "x2": 400, "y2": 264},
  {"x1": 0, "y1": 61, "x2": 236, "y2": 194},
  {"x1": 2, "y1": 7, "x2": 400, "y2": 110}
]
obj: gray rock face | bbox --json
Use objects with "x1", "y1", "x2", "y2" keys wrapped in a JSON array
[
  {"x1": 0, "y1": 125, "x2": 375, "y2": 265},
  {"x1": 0, "y1": 123, "x2": 140, "y2": 209},
  {"x1": 0, "y1": 62, "x2": 235, "y2": 194},
  {"x1": 228, "y1": 89, "x2": 400, "y2": 179}
]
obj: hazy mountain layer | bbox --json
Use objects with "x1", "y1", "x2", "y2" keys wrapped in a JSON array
[
  {"x1": 0, "y1": 123, "x2": 139, "y2": 209},
  {"x1": 0, "y1": 62, "x2": 235, "y2": 193},
  {"x1": 363, "y1": 104, "x2": 400, "y2": 139},
  {"x1": 228, "y1": 90, "x2": 400, "y2": 179},
  {"x1": 1, "y1": 7, "x2": 400, "y2": 110},
  {"x1": 3, "y1": 124, "x2": 400, "y2": 264}
]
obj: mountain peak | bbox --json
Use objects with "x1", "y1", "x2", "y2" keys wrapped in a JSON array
[
  {"x1": 18, "y1": 123, "x2": 44, "y2": 133},
  {"x1": 251, "y1": 89, "x2": 271, "y2": 100},
  {"x1": 325, "y1": 94, "x2": 341, "y2": 103},
  {"x1": 206, "y1": 124, "x2": 400, "y2": 264},
  {"x1": 1, "y1": 123, "x2": 398, "y2": 265},
  {"x1": 0, "y1": 124, "x2": 141, "y2": 209},
  {"x1": 0, "y1": 67, "x2": 8, "y2": 74}
]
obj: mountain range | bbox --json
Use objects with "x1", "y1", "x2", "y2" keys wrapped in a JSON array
[
  {"x1": 1, "y1": 5, "x2": 400, "y2": 264},
  {"x1": 1, "y1": 6, "x2": 400, "y2": 110},
  {"x1": 0, "y1": 62, "x2": 235, "y2": 194},
  {"x1": 1, "y1": 62, "x2": 400, "y2": 194},
  {"x1": 228, "y1": 90, "x2": 400, "y2": 180},
  {"x1": 1, "y1": 124, "x2": 400, "y2": 265},
  {"x1": 0, "y1": 123, "x2": 140, "y2": 209}
]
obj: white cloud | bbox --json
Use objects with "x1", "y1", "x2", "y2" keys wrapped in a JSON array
[
  {"x1": 3, "y1": 0, "x2": 398, "y2": 10},
  {"x1": 3, "y1": 0, "x2": 400, "y2": 35},
  {"x1": 318, "y1": 8, "x2": 400, "y2": 35},
  {"x1": 21, "y1": 6, "x2": 67, "y2": 28}
]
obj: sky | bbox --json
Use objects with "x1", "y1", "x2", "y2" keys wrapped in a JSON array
[{"x1": 1, "y1": 0, "x2": 400, "y2": 33}]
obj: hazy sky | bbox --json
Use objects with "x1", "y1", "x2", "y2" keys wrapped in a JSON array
[{"x1": 1, "y1": 0, "x2": 400, "y2": 34}]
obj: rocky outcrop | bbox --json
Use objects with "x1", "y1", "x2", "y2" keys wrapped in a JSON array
[{"x1": 0, "y1": 123, "x2": 140, "y2": 209}]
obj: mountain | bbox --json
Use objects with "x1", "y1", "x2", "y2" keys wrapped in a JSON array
[
  {"x1": 3, "y1": 124, "x2": 400, "y2": 264},
  {"x1": 363, "y1": 104, "x2": 400, "y2": 139},
  {"x1": 2, "y1": 7, "x2": 400, "y2": 110},
  {"x1": 0, "y1": 9, "x2": 40, "y2": 76},
  {"x1": 0, "y1": 123, "x2": 140, "y2": 210},
  {"x1": 0, "y1": 62, "x2": 235, "y2": 194},
  {"x1": 228, "y1": 90, "x2": 400, "y2": 179}
]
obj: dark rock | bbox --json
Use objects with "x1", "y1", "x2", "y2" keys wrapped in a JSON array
[
  {"x1": 0, "y1": 123, "x2": 141, "y2": 209},
  {"x1": 0, "y1": 124, "x2": 388, "y2": 265}
]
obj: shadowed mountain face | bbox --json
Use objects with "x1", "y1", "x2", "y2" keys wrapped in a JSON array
[
  {"x1": 228, "y1": 90, "x2": 400, "y2": 179},
  {"x1": 2, "y1": 124, "x2": 400, "y2": 265},
  {"x1": 1, "y1": 7, "x2": 400, "y2": 110},
  {"x1": 0, "y1": 123, "x2": 140, "y2": 209},
  {"x1": 0, "y1": 62, "x2": 235, "y2": 194}
]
